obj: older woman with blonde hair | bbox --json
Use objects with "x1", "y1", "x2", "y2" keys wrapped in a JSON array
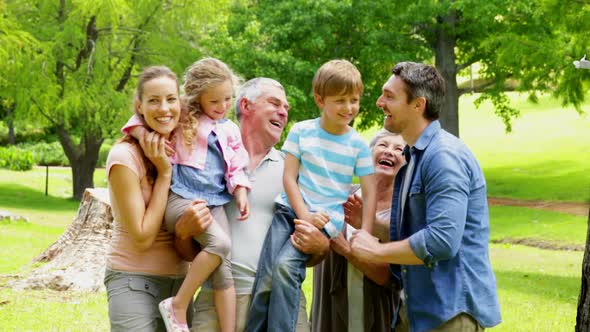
[{"x1": 311, "y1": 129, "x2": 405, "y2": 332}]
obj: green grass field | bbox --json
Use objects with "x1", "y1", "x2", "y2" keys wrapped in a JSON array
[
  {"x1": 363, "y1": 92, "x2": 590, "y2": 202},
  {"x1": 0, "y1": 93, "x2": 588, "y2": 331}
]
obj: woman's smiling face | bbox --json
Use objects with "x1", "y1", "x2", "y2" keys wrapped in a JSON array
[
  {"x1": 372, "y1": 134, "x2": 405, "y2": 179},
  {"x1": 136, "y1": 76, "x2": 181, "y2": 139}
]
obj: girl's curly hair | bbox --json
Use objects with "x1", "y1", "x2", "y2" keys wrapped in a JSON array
[{"x1": 180, "y1": 58, "x2": 241, "y2": 150}]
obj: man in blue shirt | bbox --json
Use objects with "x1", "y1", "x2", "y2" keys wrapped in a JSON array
[{"x1": 350, "y1": 62, "x2": 501, "y2": 332}]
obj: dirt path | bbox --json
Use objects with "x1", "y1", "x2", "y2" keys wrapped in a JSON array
[{"x1": 488, "y1": 197, "x2": 589, "y2": 216}]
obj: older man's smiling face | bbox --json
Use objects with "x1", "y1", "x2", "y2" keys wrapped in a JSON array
[{"x1": 248, "y1": 84, "x2": 290, "y2": 145}]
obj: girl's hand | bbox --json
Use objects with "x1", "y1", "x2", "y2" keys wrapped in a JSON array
[
  {"x1": 234, "y1": 186, "x2": 249, "y2": 221},
  {"x1": 139, "y1": 131, "x2": 171, "y2": 176},
  {"x1": 343, "y1": 193, "x2": 363, "y2": 229}
]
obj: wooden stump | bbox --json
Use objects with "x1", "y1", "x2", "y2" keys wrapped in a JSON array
[{"x1": 11, "y1": 188, "x2": 113, "y2": 292}]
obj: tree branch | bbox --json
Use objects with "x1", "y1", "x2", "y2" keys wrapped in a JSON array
[
  {"x1": 75, "y1": 16, "x2": 98, "y2": 71},
  {"x1": 457, "y1": 59, "x2": 477, "y2": 72},
  {"x1": 56, "y1": 124, "x2": 80, "y2": 162},
  {"x1": 115, "y1": 4, "x2": 161, "y2": 92},
  {"x1": 457, "y1": 78, "x2": 517, "y2": 95},
  {"x1": 30, "y1": 97, "x2": 58, "y2": 126}
]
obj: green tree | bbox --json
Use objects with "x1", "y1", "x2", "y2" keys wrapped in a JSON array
[
  {"x1": 0, "y1": 0, "x2": 38, "y2": 144},
  {"x1": 214, "y1": 0, "x2": 590, "y2": 136},
  {"x1": 5, "y1": 0, "x2": 229, "y2": 200},
  {"x1": 209, "y1": 0, "x2": 419, "y2": 132},
  {"x1": 389, "y1": 0, "x2": 590, "y2": 135}
]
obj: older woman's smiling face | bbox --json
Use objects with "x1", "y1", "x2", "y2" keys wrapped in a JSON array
[{"x1": 372, "y1": 134, "x2": 405, "y2": 178}]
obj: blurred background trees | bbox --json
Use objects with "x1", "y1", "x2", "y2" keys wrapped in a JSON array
[{"x1": 1, "y1": 0, "x2": 589, "y2": 199}]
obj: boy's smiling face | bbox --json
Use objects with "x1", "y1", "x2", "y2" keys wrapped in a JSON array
[{"x1": 315, "y1": 92, "x2": 360, "y2": 134}]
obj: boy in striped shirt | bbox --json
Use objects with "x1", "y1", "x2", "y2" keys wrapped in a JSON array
[{"x1": 247, "y1": 59, "x2": 376, "y2": 332}]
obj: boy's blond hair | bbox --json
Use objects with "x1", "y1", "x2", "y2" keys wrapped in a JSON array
[{"x1": 312, "y1": 59, "x2": 363, "y2": 98}]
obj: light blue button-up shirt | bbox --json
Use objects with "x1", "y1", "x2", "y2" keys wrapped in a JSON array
[
  {"x1": 170, "y1": 131, "x2": 232, "y2": 207},
  {"x1": 390, "y1": 120, "x2": 501, "y2": 332}
]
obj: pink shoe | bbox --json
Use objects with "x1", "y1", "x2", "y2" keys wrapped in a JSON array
[{"x1": 158, "y1": 297, "x2": 189, "y2": 332}]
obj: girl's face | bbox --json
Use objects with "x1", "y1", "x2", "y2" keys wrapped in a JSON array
[
  {"x1": 136, "y1": 76, "x2": 180, "y2": 139},
  {"x1": 200, "y1": 80, "x2": 234, "y2": 121}
]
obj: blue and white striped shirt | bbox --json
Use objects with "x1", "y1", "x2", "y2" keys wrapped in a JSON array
[{"x1": 276, "y1": 118, "x2": 373, "y2": 238}]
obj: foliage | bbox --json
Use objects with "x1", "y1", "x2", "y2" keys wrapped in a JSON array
[
  {"x1": 21, "y1": 141, "x2": 69, "y2": 167},
  {"x1": 214, "y1": 0, "x2": 590, "y2": 137},
  {"x1": 0, "y1": 125, "x2": 54, "y2": 145},
  {"x1": 207, "y1": 0, "x2": 418, "y2": 132},
  {"x1": 0, "y1": 146, "x2": 34, "y2": 171},
  {"x1": 97, "y1": 141, "x2": 112, "y2": 168},
  {"x1": 3, "y1": 0, "x2": 231, "y2": 199}
]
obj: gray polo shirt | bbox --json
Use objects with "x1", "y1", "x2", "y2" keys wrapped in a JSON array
[{"x1": 225, "y1": 147, "x2": 284, "y2": 294}]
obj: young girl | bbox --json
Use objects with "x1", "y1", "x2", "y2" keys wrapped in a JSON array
[{"x1": 124, "y1": 58, "x2": 249, "y2": 332}]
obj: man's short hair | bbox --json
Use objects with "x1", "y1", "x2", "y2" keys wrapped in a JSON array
[
  {"x1": 392, "y1": 62, "x2": 446, "y2": 120},
  {"x1": 312, "y1": 59, "x2": 363, "y2": 99},
  {"x1": 235, "y1": 77, "x2": 284, "y2": 120}
]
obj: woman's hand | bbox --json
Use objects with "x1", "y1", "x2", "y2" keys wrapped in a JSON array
[
  {"x1": 175, "y1": 199, "x2": 212, "y2": 240},
  {"x1": 343, "y1": 193, "x2": 363, "y2": 229},
  {"x1": 139, "y1": 131, "x2": 172, "y2": 176}
]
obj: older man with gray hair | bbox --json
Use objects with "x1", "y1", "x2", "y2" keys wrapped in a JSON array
[{"x1": 180, "y1": 78, "x2": 329, "y2": 332}]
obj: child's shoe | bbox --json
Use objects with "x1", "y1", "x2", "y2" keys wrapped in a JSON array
[{"x1": 158, "y1": 297, "x2": 189, "y2": 332}]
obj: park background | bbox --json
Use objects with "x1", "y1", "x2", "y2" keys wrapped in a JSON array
[{"x1": 0, "y1": 0, "x2": 589, "y2": 331}]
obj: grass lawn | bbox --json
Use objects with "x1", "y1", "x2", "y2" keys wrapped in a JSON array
[
  {"x1": 489, "y1": 206, "x2": 588, "y2": 246},
  {"x1": 490, "y1": 244, "x2": 582, "y2": 332},
  {"x1": 0, "y1": 93, "x2": 588, "y2": 330},
  {"x1": 362, "y1": 92, "x2": 590, "y2": 203},
  {"x1": 460, "y1": 93, "x2": 590, "y2": 202}
]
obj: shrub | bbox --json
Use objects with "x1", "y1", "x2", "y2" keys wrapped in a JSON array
[
  {"x1": 97, "y1": 141, "x2": 112, "y2": 168},
  {"x1": 23, "y1": 142, "x2": 69, "y2": 166},
  {"x1": 0, "y1": 126, "x2": 56, "y2": 145},
  {"x1": 0, "y1": 146, "x2": 34, "y2": 171}
]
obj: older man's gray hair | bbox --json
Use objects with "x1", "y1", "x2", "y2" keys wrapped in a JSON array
[{"x1": 235, "y1": 78, "x2": 285, "y2": 120}]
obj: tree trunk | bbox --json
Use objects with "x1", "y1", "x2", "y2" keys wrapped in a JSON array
[
  {"x1": 7, "y1": 117, "x2": 15, "y2": 145},
  {"x1": 576, "y1": 207, "x2": 590, "y2": 331},
  {"x1": 56, "y1": 125, "x2": 103, "y2": 201},
  {"x1": 434, "y1": 8, "x2": 460, "y2": 138},
  {"x1": 10, "y1": 188, "x2": 112, "y2": 292},
  {"x1": 5, "y1": 105, "x2": 15, "y2": 145}
]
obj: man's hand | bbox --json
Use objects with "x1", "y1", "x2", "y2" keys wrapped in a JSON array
[
  {"x1": 291, "y1": 218, "x2": 329, "y2": 257},
  {"x1": 350, "y1": 229, "x2": 382, "y2": 262},
  {"x1": 175, "y1": 199, "x2": 212, "y2": 240}
]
